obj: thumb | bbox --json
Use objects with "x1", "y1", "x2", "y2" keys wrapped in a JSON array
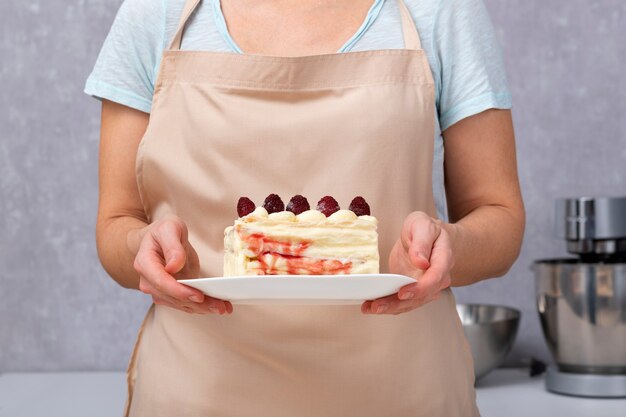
[
  {"x1": 164, "y1": 248, "x2": 187, "y2": 275},
  {"x1": 402, "y1": 213, "x2": 440, "y2": 270},
  {"x1": 153, "y1": 220, "x2": 188, "y2": 275}
]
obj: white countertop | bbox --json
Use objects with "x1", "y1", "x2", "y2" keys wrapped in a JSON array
[
  {"x1": 475, "y1": 369, "x2": 625, "y2": 417},
  {"x1": 0, "y1": 369, "x2": 624, "y2": 417}
]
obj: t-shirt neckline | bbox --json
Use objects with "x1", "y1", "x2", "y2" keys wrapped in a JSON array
[{"x1": 211, "y1": 0, "x2": 386, "y2": 55}]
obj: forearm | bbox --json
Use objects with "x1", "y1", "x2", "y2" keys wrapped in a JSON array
[
  {"x1": 96, "y1": 215, "x2": 149, "y2": 289},
  {"x1": 444, "y1": 203, "x2": 525, "y2": 286}
]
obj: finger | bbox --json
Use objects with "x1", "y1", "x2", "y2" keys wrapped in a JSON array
[
  {"x1": 397, "y1": 233, "x2": 453, "y2": 302},
  {"x1": 140, "y1": 243, "x2": 231, "y2": 313},
  {"x1": 154, "y1": 290, "x2": 233, "y2": 315},
  {"x1": 161, "y1": 282, "x2": 232, "y2": 314},
  {"x1": 136, "y1": 239, "x2": 205, "y2": 303},
  {"x1": 153, "y1": 296, "x2": 207, "y2": 314},
  {"x1": 143, "y1": 279, "x2": 191, "y2": 308},
  {"x1": 193, "y1": 295, "x2": 234, "y2": 315},
  {"x1": 369, "y1": 292, "x2": 439, "y2": 315},
  {"x1": 363, "y1": 251, "x2": 425, "y2": 313},
  {"x1": 173, "y1": 241, "x2": 201, "y2": 280},
  {"x1": 400, "y1": 213, "x2": 435, "y2": 270},
  {"x1": 367, "y1": 290, "x2": 420, "y2": 314},
  {"x1": 152, "y1": 295, "x2": 184, "y2": 311},
  {"x1": 366, "y1": 299, "x2": 410, "y2": 314},
  {"x1": 153, "y1": 220, "x2": 188, "y2": 275},
  {"x1": 397, "y1": 278, "x2": 420, "y2": 301},
  {"x1": 391, "y1": 239, "x2": 425, "y2": 280},
  {"x1": 400, "y1": 212, "x2": 423, "y2": 251},
  {"x1": 407, "y1": 215, "x2": 441, "y2": 270},
  {"x1": 370, "y1": 230, "x2": 453, "y2": 312},
  {"x1": 225, "y1": 301, "x2": 234, "y2": 314},
  {"x1": 152, "y1": 293, "x2": 204, "y2": 314},
  {"x1": 138, "y1": 275, "x2": 158, "y2": 296},
  {"x1": 382, "y1": 292, "x2": 443, "y2": 314},
  {"x1": 420, "y1": 228, "x2": 454, "y2": 291}
]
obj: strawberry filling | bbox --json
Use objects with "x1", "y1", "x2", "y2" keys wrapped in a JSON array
[
  {"x1": 244, "y1": 233, "x2": 311, "y2": 256},
  {"x1": 255, "y1": 253, "x2": 352, "y2": 275},
  {"x1": 240, "y1": 231, "x2": 352, "y2": 275}
]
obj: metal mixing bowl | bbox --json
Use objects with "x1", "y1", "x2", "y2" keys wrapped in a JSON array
[
  {"x1": 534, "y1": 259, "x2": 626, "y2": 374},
  {"x1": 456, "y1": 304, "x2": 521, "y2": 380}
]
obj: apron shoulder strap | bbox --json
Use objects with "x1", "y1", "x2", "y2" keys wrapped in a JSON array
[
  {"x1": 397, "y1": 0, "x2": 423, "y2": 50},
  {"x1": 169, "y1": 0, "x2": 202, "y2": 51}
]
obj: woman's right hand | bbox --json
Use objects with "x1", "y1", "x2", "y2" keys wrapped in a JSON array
[{"x1": 132, "y1": 215, "x2": 233, "y2": 315}]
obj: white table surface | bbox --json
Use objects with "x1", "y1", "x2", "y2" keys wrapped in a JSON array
[
  {"x1": 475, "y1": 369, "x2": 626, "y2": 417},
  {"x1": 0, "y1": 369, "x2": 624, "y2": 417}
]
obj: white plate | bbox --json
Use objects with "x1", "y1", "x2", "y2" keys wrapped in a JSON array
[{"x1": 179, "y1": 274, "x2": 415, "y2": 305}]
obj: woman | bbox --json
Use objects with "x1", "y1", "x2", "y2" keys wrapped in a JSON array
[{"x1": 86, "y1": 0, "x2": 524, "y2": 415}]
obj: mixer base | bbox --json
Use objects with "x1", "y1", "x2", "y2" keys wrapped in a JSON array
[{"x1": 546, "y1": 366, "x2": 626, "y2": 398}]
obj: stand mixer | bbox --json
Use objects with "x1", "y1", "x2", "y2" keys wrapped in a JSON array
[{"x1": 534, "y1": 196, "x2": 626, "y2": 397}]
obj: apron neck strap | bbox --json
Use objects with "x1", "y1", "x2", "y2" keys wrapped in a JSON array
[
  {"x1": 397, "y1": 0, "x2": 422, "y2": 50},
  {"x1": 169, "y1": 0, "x2": 423, "y2": 52},
  {"x1": 169, "y1": 0, "x2": 202, "y2": 50}
]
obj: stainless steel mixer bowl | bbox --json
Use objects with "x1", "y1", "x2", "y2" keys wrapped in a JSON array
[
  {"x1": 456, "y1": 304, "x2": 520, "y2": 380},
  {"x1": 534, "y1": 259, "x2": 626, "y2": 374}
]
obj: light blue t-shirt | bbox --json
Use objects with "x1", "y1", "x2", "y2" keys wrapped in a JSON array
[{"x1": 85, "y1": 0, "x2": 512, "y2": 219}]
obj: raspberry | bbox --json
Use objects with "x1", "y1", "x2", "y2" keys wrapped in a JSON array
[
  {"x1": 286, "y1": 195, "x2": 310, "y2": 215},
  {"x1": 262, "y1": 194, "x2": 285, "y2": 214},
  {"x1": 237, "y1": 197, "x2": 256, "y2": 217},
  {"x1": 316, "y1": 196, "x2": 340, "y2": 217},
  {"x1": 348, "y1": 196, "x2": 370, "y2": 216}
]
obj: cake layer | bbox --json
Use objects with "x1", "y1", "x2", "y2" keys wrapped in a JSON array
[{"x1": 224, "y1": 207, "x2": 379, "y2": 276}]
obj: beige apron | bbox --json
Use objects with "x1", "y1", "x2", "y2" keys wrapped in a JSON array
[{"x1": 127, "y1": 0, "x2": 478, "y2": 415}]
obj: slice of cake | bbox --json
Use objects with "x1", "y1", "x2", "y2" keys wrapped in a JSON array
[{"x1": 224, "y1": 194, "x2": 379, "y2": 276}]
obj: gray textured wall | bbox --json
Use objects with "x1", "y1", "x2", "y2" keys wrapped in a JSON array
[{"x1": 1, "y1": 0, "x2": 625, "y2": 372}]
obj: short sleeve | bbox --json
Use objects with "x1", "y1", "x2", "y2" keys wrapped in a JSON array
[
  {"x1": 84, "y1": 0, "x2": 166, "y2": 113},
  {"x1": 433, "y1": 0, "x2": 512, "y2": 131}
]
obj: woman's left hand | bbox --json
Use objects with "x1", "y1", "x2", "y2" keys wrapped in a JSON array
[{"x1": 361, "y1": 211, "x2": 454, "y2": 315}]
